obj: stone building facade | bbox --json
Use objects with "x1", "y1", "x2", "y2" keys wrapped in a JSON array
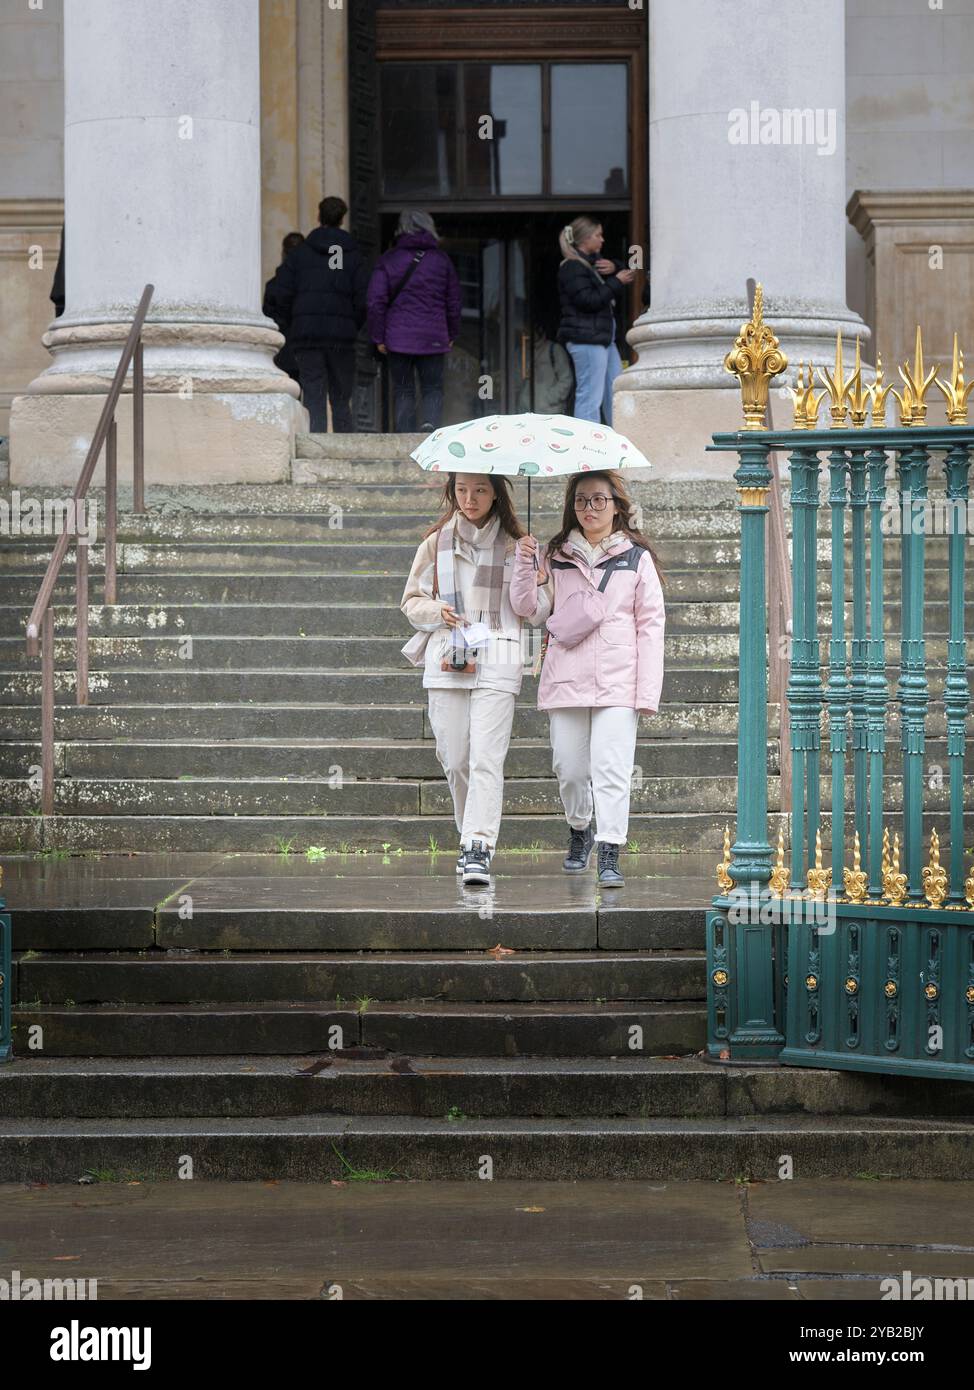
[{"x1": 2, "y1": 0, "x2": 974, "y2": 480}]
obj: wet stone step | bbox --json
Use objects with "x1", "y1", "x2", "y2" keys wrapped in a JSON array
[
  {"x1": 3, "y1": 806, "x2": 968, "y2": 857},
  {"x1": 0, "y1": 631, "x2": 748, "y2": 670},
  {"x1": 0, "y1": 667, "x2": 744, "y2": 706},
  {"x1": 0, "y1": 737, "x2": 757, "y2": 781},
  {"x1": 2, "y1": 1055, "x2": 970, "y2": 1121},
  {"x1": 10, "y1": 1000, "x2": 706, "y2": 1058},
  {"x1": 15, "y1": 950, "x2": 706, "y2": 1005},
  {"x1": 1, "y1": 1114, "x2": 972, "y2": 1183},
  {"x1": 4, "y1": 774, "x2": 752, "y2": 819},
  {"x1": 0, "y1": 810, "x2": 754, "y2": 856},
  {"x1": 0, "y1": 701, "x2": 758, "y2": 743}
]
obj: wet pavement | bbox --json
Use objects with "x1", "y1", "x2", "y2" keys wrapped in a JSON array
[
  {"x1": 0, "y1": 849, "x2": 718, "y2": 911},
  {"x1": 1, "y1": 1178, "x2": 972, "y2": 1300}
]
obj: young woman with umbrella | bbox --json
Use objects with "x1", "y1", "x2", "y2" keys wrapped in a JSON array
[{"x1": 510, "y1": 470, "x2": 666, "y2": 887}]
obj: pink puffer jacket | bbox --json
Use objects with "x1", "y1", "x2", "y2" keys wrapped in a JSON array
[{"x1": 510, "y1": 533, "x2": 665, "y2": 713}]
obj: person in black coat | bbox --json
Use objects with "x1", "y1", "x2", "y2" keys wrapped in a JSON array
[
  {"x1": 555, "y1": 217, "x2": 635, "y2": 425},
  {"x1": 274, "y1": 196, "x2": 369, "y2": 432},
  {"x1": 263, "y1": 231, "x2": 304, "y2": 385}
]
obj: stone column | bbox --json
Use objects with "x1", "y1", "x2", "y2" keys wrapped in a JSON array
[
  {"x1": 10, "y1": 0, "x2": 304, "y2": 486},
  {"x1": 616, "y1": 0, "x2": 865, "y2": 478}
]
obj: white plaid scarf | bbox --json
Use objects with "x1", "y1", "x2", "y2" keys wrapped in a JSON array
[{"x1": 436, "y1": 511, "x2": 508, "y2": 630}]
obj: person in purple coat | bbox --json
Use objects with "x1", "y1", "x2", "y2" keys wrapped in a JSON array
[{"x1": 368, "y1": 210, "x2": 462, "y2": 432}]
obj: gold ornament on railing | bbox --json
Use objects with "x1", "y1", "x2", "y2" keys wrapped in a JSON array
[
  {"x1": 806, "y1": 828, "x2": 832, "y2": 899},
  {"x1": 965, "y1": 849, "x2": 974, "y2": 912},
  {"x1": 817, "y1": 332, "x2": 859, "y2": 428},
  {"x1": 868, "y1": 353, "x2": 895, "y2": 426},
  {"x1": 716, "y1": 824, "x2": 733, "y2": 893},
  {"x1": 770, "y1": 824, "x2": 788, "y2": 895},
  {"x1": 790, "y1": 362, "x2": 825, "y2": 430},
  {"x1": 843, "y1": 830, "x2": 868, "y2": 903},
  {"x1": 847, "y1": 338, "x2": 870, "y2": 429},
  {"x1": 895, "y1": 326, "x2": 939, "y2": 426},
  {"x1": 884, "y1": 831, "x2": 908, "y2": 906},
  {"x1": 723, "y1": 283, "x2": 788, "y2": 431},
  {"x1": 934, "y1": 333, "x2": 974, "y2": 426},
  {"x1": 922, "y1": 828, "x2": 948, "y2": 909}
]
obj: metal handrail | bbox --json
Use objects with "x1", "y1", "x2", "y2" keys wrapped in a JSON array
[
  {"x1": 25, "y1": 283, "x2": 154, "y2": 815},
  {"x1": 745, "y1": 279, "x2": 793, "y2": 817}
]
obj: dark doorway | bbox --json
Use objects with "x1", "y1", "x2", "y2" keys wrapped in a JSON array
[{"x1": 376, "y1": 209, "x2": 630, "y2": 428}]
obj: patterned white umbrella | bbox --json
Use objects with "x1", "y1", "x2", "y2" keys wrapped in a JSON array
[{"x1": 410, "y1": 412, "x2": 651, "y2": 477}]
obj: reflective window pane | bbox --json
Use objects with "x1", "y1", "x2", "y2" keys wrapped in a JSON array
[
  {"x1": 550, "y1": 64, "x2": 628, "y2": 196},
  {"x1": 464, "y1": 64, "x2": 542, "y2": 196},
  {"x1": 380, "y1": 65, "x2": 459, "y2": 199}
]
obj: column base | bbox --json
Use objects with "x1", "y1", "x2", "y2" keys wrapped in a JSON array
[
  {"x1": 9, "y1": 390, "x2": 309, "y2": 486},
  {"x1": 612, "y1": 386, "x2": 755, "y2": 481}
]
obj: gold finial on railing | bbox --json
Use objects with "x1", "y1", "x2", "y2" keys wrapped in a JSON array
[
  {"x1": 922, "y1": 828, "x2": 948, "y2": 909},
  {"x1": 896, "y1": 325, "x2": 939, "y2": 426},
  {"x1": 716, "y1": 824, "x2": 733, "y2": 892},
  {"x1": 723, "y1": 283, "x2": 788, "y2": 431},
  {"x1": 885, "y1": 831, "x2": 908, "y2": 906},
  {"x1": 965, "y1": 847, "x2": 974, "y2": 912},
  {"x1": 806, "y1": 827, "x2": 832, "y2": 899},
  {"x1": 868, "y1": 353, "x2": 895, "y2": 427},
  {"x1": 843, "y1": 830, "x2": 868, "y2": 903},
  {"x1": 770, "y1": 824, "x2": 788, "y2": 895},
  {"x1": 817, "y1": 332, "x2": 858, "y2": 428},
  {"x1": 848, "y1": 337, "x2": 870, "y2": 429},
  {"x1": 880, "y1": 825, "x2": 892, "y2": 895},
  {"x1": 934, "y1": 333, "x2": 974, "y2": 426},
  {"x1": 790, "y1": 362, "x2": 825, "y2": 430}
]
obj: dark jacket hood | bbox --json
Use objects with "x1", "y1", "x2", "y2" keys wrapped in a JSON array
[{"x1": 307, "y1": 225, "x2": 357, "y2": 254}]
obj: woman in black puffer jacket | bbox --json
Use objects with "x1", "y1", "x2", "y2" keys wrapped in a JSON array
[{"x1": 556, "y1": 217, "x2": 635, "y2": 425}]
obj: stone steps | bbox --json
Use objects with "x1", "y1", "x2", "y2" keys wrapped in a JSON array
[
  {"x1": 0, "y1": 736, "x2": 756, "y2": 780},
  {"x1": 0, "y1": 667, "x2": 743, "y2": 705},
  {"x1": 0, "y1": 598, "x2": 966, "y2": 638},
  {"x1": 0, "y1": 700, "x2": 751, "y2": 741},
  {"x1": 0, "y1": 535, "x2": 965, "y2": 573},
  {"x1": 15, "y1": 950, "x2": 705, "y2": 1004},
  {"x1": 4, "y1": 1054, "x2": 971, "y2": 1120},
  {"x1": 11, "y1": 999, "x2": 706, "y2": 1058},
  {"x1": 2, "y1": 772, "x2": 970, "y2": 820},
  {"x1": 2, "y1": 1113, "x2": 972, "y2": 1182},
  {"x1": 6, "y1": 807, "x2": 972, "y2": 854}
]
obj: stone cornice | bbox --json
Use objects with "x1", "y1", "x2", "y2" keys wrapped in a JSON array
[
  {"x1": 848, "y1": 189, "x2": 974, "y2": 237},
  {"x1": 0, "y1": 198, "x2": 64, "y2": 229}
]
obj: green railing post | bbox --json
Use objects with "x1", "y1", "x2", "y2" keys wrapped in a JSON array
[
  {"x1": 786, "y1": 446, "x2": 822, "y2": 891},
  {"x1": 896, "y1": 441, "x2": 930, "y2": 902},
  {"x1": 0, "y1": 870, "x2": 10, "y2": 1062},
  {"x1": 944, "y1": 440, "x2": 971, "y2": 905},
  {"x1": 722, "y1": 436, "x2": 783, "y2": 1057},
  {"x1": 865, "y1": 447, "x2": 889, "y2": 899},
  {"x1": 827, "y1": 447, "x2": 850, "y2": 887},
  {"x1": 848, "y1": 447, "x2": 870, "y2": 856}
]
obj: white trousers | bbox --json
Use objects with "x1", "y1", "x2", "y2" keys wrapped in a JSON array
[
  {"x1": 427, "y1": 687, "x2": 516, "y2": 850},
  {"x1": 548, "y1": 705, "x2": 640, "y2": 845}
]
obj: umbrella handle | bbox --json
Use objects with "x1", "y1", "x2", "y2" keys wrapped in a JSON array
[{"x1": 527, "y1": 477, "x2": 538, "y2": 570}]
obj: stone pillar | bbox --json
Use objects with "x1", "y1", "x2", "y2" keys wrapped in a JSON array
[
  {"x1": 10, "y1": 0, "x2": 305, "y2": 487},
  {"x1": 616, "y1": 0, "x2": 865, "y2": 478}
]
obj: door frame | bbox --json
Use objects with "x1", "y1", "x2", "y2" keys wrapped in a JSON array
[{"x1": 373, "y1": 5, "x2": 647, "y2": 328}]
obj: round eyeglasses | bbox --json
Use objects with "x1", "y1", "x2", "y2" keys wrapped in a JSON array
[{"x1": 574, "y1": 494, "x2": 614, "y2": 512}]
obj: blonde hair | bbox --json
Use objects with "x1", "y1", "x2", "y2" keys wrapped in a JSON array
[{"x1": 559, "y1": 216, "x2": 602, "y2": 266}]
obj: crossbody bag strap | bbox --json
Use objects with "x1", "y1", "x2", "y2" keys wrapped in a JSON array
[{"x1": 387, "y1": 250, "x2": 425, "y2": 310}]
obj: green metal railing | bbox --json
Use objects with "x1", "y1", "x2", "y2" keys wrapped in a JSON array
[{"x1": 707, "y1": 294, "x2": 974, "y2": 1080}]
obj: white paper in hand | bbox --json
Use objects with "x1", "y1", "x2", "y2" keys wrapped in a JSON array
[{"x1": 460, "y1": 621, "x2": 492, "y2": 647}]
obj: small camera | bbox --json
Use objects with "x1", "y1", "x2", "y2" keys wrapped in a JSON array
[{"x1": 442, "y1": 645, "x2": 477, "y2": 674}]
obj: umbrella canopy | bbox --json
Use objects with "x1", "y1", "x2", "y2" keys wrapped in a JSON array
[{"x1": 409, "y1": 413, "x2": 651, "y2": 476}]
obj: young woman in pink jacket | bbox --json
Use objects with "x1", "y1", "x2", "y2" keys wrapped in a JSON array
[{"x1": 510, "y1": 470, "x2": 666, "y2": 886}]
